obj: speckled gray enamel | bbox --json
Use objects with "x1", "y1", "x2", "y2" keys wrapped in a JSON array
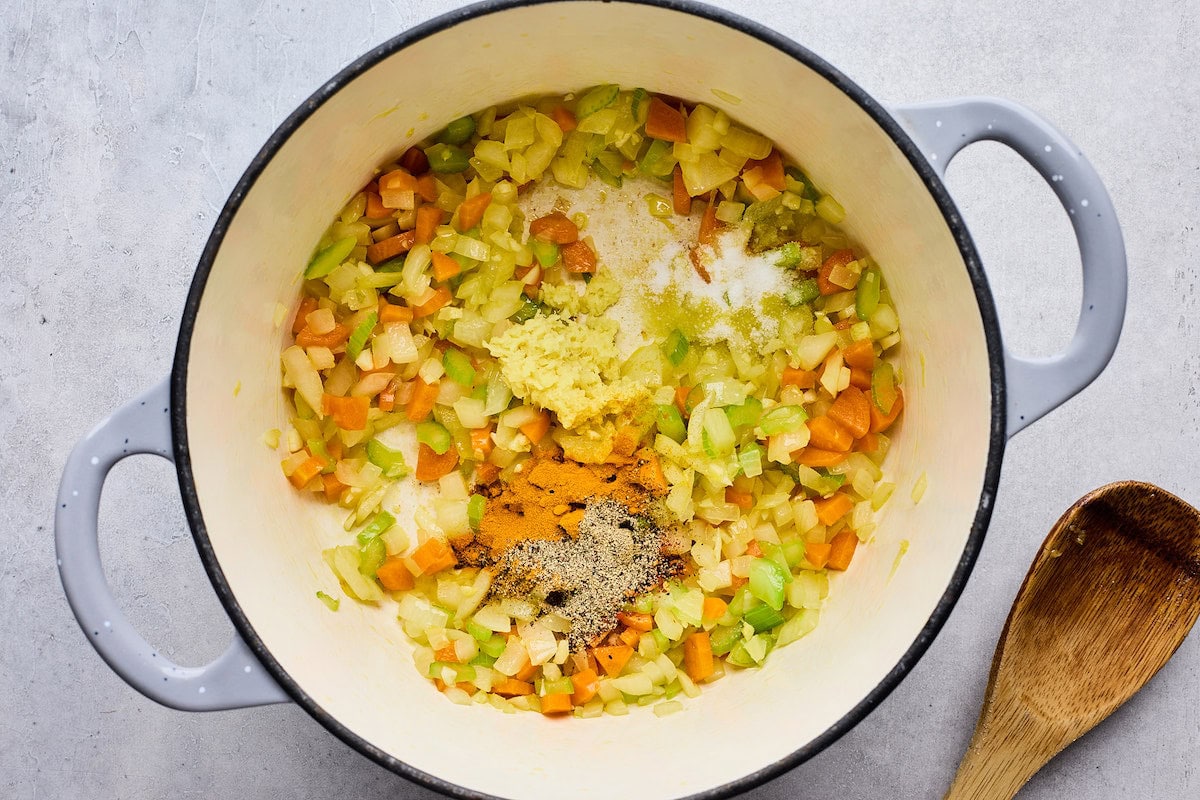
[{"x1": 896, "y1": 99, "x2": 1127, "y2": 438}]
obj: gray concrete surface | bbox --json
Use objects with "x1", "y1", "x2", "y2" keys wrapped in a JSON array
[{"x1": 2, "y1": 0, "x2": 1197, "y2": 797}]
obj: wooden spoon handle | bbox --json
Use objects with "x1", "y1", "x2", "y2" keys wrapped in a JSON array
[{"x1": 944, "y1": 705, "x2": 1067, "y2": 800}]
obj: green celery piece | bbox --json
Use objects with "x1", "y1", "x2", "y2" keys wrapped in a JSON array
[
  {"x1": 415, "y1": 420, "x2": 453, "y2": 455},
  {"x1": 442, "y1": 347, "x2": 476, "y2": 387},
  {"x1": 439, "y1": 115, "x2": 476, "y2": 146},
  {"x1": 724, "y1": 396, "x2": 763, "y2": 429},
  {"x1": 544, "y1": 676, "x2": 575, "y2": 695},
  {"x1": 479, "y1": 635, "x2": 507, "y2": 658},
  {"x1": 306, "y1": 439, "x2": 336, "y2": 474},
  {"x1": 856, "y1": 267, "x2": 881, "y2": 320},
  {"x1": 759, "y1": 404, "x2": 808, "y2": 435},
  {"x1": 748, "y1": 558, "x2": 789, "y2": 612},
  {"x1": 346, "y1": 312, "x2": 378, "y2": 361},
  {"x1": 424, "y1": 143, "x2": 470, "y2": 173},
  {"x1": 428, "y1": 662, "x2": 476, "y2": 683},
  {"x1": 315, "y1": 591, "x2": 340, "y2": 612},
  {"x1": 357, "y1": 535, "x2": 386, "y2": 577},
  {"x1": 469, "y1": 651, "x2": 497, "y2": 667},
  {"x1": 662, "y1": 329, "x2": 689, "y2": 365},
  {"x1": 377, "y1": 255, "x2": 407, "y2": 273},
  {"x1": 709, "y1": 624, "x2": 743, "y2": 656},
  {"x1": 530, "y1": 239, "x2": 559, "y2": 268},
  {"x1": 727, "y1": 585, "x2": 757, "y2": 618},
  {"x1": 633, "y1": 593, "x2": 656, "y2": 614},
  {"x1": 576, "y1": 84, "x2": 620, "y2": 118},
  {"x1": 743, "y1": 603, "x2": 785, "y2": 633},
  {"x1": 737, "y1": 443, "x2": 764, "y2": 478},
  {"x1": 366, "y1": 438, "x2": 409, "y2": 478},
  {"x1": 871, "y1": 362, "x2": 898, "y2": 414},
  {"x1": 509, "y1": 297, "x2": 541, "y2": 323},
  {"x1": 304, "y1": 236, "x2": 357, "y2": 279},
  {"x1": 725, "y1": 641, "x2": 757, "y2": 668},
  {"x1": 655, "y1": 404, "x2": 687, "y2": 443},
  {"x1": 630, "y1": 87, "x2": 649, "y2": 124},
  {"x1": 467, "y1": 494, "x2": 486, "y2": 531},
  {"x1": 781, "y1": 538, "x2": 807, "y2": 568},
  {"x1": 357, "y1": 510, "x2": 396, "y2": 543},
  {"x1": 466, "y1": 619, "x2": 493, "y2": 642},
  {"x1": 638, "y1": 139, "x2": 675, "y2": 178}
]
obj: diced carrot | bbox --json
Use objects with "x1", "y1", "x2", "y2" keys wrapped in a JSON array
[
  {"x1": 618, "y1": 627, "x2": 641, "y2": 647},
  {"x1": 725, "y1": 487, "x2": 753, "y2": 511},
  {"x1": 456, "y1": 192, "x2": 492, "y2": 232},
  {"x1": 827, "y1": 529, "x2": 859, "y2": 571},
  {"x1": 849, "y1": 367, "x2": 873, "y2": 390},
  {"x1": 400, "y1": 148, "x2": 430, "y2": 175},
  {"x1": 570, "y1": 668, "x2": 599, "y2": 705},
  {"x1": 805, "y1": 541, "x2": 832, "y2": 569},
  {"x1": 745, "y1": 539, "x2": 763, "y2": 558},
  {"x1": 518, "y1": 409, "x2": 551, "y2": 445},
  {"x1": 529, "y1": 211, "x2": 579, "y2": 244},
  {"x1": 416, "y1": 174, "x2": 438, "y2": 203},
  {"x1": 431, "y1": 252, "x2": 461, "y2": 282},
  {"x1": 406, "y1": 377, "x2": 439, "y2": 422},
  {"x1": 376, "y1": 556, "x2": 415, "y2": 591},
  {"x1": 475, "y1": 461, "x2": 501, "y2": 486},
  {"x1": 322, "y1": 394, "x2": 369, "y2": 431},
  {"x1": 295, "y1": 323, "x2": 351, "y2": 349},
  {"x1": 745, "y1": 150, "x2": 785, "y2": 191},
  {"x1": 855, "y1": 432, "x2": 879, "y2": 453},
  {"x1": 807, "y1": 415, "x2": 854, "y2": 452},
  {"x1": 379, "y1": 168, "x2": 418, "y2": 192},
  {"x1": 702, "y1": 596, "x2": 728, "y2": 621},
  {"x1": 674, "y1": 385, "x2": 691, "y2": 416},
  {"x1": 793, "y1": 447, "x2": 846, "y2": 468},
  {"x1": 379, "y1": 300, "x2": 413, "y2": 325},
  {"x1": 612, "y1": 424, "x2": 642, "y2": 457},
  {"x1": 287, "y1": 456, "x2": 323, "y2": 489},
  {"x1": 818, "y1": 249, "x2": 856, "y2": 295},
  {"x1": 378, "y1": 384, "x2": 396, "y2": 413},
  {"x1": 742, "y1": 166, "x2": 781, "y2": 202},
  {"x1": 540, "y1": 693, "x2": 573, "y2": 715},
  {"x1": 469, "y1": 427, "x2": 494, "y2": 461},
  {"x1": 434, "y1": 643, "x2": 458, "y2": 663},
  {"x1": 636, "y1": 450, "x2": 667, "y2": 493},
  {"x1": 592, "y1": 645, "x2": 633, "y2": 678},
  {"x1": 551, "y1": 104, "x2": 577, "y2": 133},
  {"x1": 645, "y1": 96, "x2": 687, "y2": 143},
  {"x1": 616, "y1": 611, "x2": 653, "y2": 632},
  {"x1": 842, "y1": 339, "x2": 876, "y2": 370},
  {"x1": 411, "y1": 537, "x2": 457, "y2": 575},
  {"x1": 491, "y1": 677, "x2": 534, "y2": 697},
  {"x1": 321, "y1": 473, "x2": 346, "y2": 502},
  {"x1": 292, "y1": 297, "x2": 318, "y2": 335},
  {"x1": 364, "y1": 191, "x2": 389, "y2": 219},
  {"x1": 412, "y1": 286, "x2": 453, "y2": 318},
  {"x1": 326, "y1": 439, "x2": 343, "y2": 461},
  {"x1": 697, "y1": 195, "x2": 720, "y2": 246},
  {"x1": 514, "y1": 661, "x2": 539, "y2": 682},
  {"x1": 672, "y1": 164, "x2": 692, "y2": 215},
  {"x1": 814, "y1": 493, "x2": 855, "y2": 526},
  {"x1": 415, "y1": 443, "x2": 459, "y2": 482},
  {"x1": 366, "y1": 230, "x2": 415, "y2": 264},
  {"x1": 561, "y1": 239, "x2": 596, "y2": 273},
  {"x1": 869, "y1": 388, "x2": 904, "y2": 433},
  {"x1": 781, "y1": 367, "x2": 817, "y2": 389},
  {"x1": 414, "y1": 205, "x2": 443, "y2": 245},
  {"x1": 827, "y1": 385, "x2": 871, "y2": 439},
  {"x1": 683, "y1": 631, "x2": 715, "y2": 682}
]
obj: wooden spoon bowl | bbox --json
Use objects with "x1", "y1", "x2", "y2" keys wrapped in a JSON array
[{"x1": 946, "y1": 481, "x2": 1200, "y2": 799}]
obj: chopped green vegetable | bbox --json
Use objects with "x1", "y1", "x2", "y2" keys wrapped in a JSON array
[
  {"x1": 306, "y1": 439, "x2": 336, "y2": 474},
  {"x1": 443, "y1": 347, "x2": 476, "y2": 387},
  {"x1": 316, "y1": 591, "x2": 340, "y2": 612},
  {"x1": 638, "y1": 138, "x2": 676, "y2": 177},
  {"x1": 724, "y1": 396, "x2": 763, "y2": 429},
  {"x1": 466, "y1": 619, "x2": 493, "y2": 642},
  {"x1": 856, "y1": 266, "x2": 881, "y2": 321},
  {"x1": 743, "y1": 602, "x2": 785, "y2": 632},
  {"x1": 662, "y1": 329, "x2": 689, "y2": 365},
  {"x1": 530, "y1": 239, "x2": 559, "y2": 268},
  {"x1": 784, "y1": 278, "x2": 821, "y2": 307},
  {"x1": 468, "y1": 494, "x2": 486, "y2": 531},
  {"x1": 346, "y1": 312, "x2": 378, "y2": 360},
  {"x1": 759, "y1": 404, "x2": 808, "y2": 435},
  {"x1": 416, "y1": 420, "x2": 453, "y2": 455},
  {"x1": 708, "y1": 625, "x2": 743, "y2": 656},
  {"x1": 357, "y1": 511, "x2": 396, "y2": 542},
  {"x1": 509, "y1": 297, "x2": 542, "y2": 323},
  {"x1": 748, "y1": 558, "x2": 789, "y2": 611},
  {"x1": 872, "y1": 362, "x2": 898, "y2": 414},
  {"x1": 439, "y1": 115, "x2": 476, "y2": 145},
  {"x1": 576, "y1": 84, "x2": 620, "y2": 118},
  {"x1": 737, "y1": 443, "x2": 764, "y2": 478},
  {"x1": 655, "y1": 403, "x2": 687, "y2": 443},
  {"x1": 429, "y1": 662, "x2": 476, "y2": 683},
  {"x1": 366, "y1": 438, "x2": 409, "y2": 478},
  {"x1": 479, "y1": 634, "x2": 507, "y2": 658},
  {"x1": 304, "y1": 235, "x2": 357, "y2": 279},
  {"x1": 424, "y1": 143, "x2": 471, "y2": 173},
  {"x1": 358, "y1": 535, "x2": 386, "y2": 577}
]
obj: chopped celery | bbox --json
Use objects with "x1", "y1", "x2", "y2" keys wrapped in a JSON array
[
  {"x1": 346, "y1": 312, "x2": 378, "y2": 360},
  {"x1": 316, "y1": 591, "x2": 340, "y2": 612},
  {"x1": 632, "y1": 593, "x2": 656, "y2": 614},
  {"x1": 815, "y1": 194, "x2": 846, "y2": 223},
  {"x1": 442, "y1": 347, "x2": 476, "y2": 387},
  {"x1": 367, "y1": 438, "x2": 409, "y2": 478},
  {"x1": 304, "y1": 235, "x2": 357, "y2": 279},
  {"x1": 530, "y1": 239, "x2": 559, "y2": 268},
  {"x1": 638, "y1": 139, "x2": 676, "y2": 178},
  {"x1": 358, "y1": 511, "x2": 396, "y2": 542},
  {"x1": 709, "y1": 625, "x2": 743, "y2": 656},
  {"x1": 662, "y1": 329, "x2": 689, "y2": 365},
  {"x1": 425, "y1": 143, "x2": 470, "y2": 173},
  {"x1": 781, "y1": 538, "x2": 806, "y2": 568},
  {"x1": 429, "y1": 662, "x2": 476, "y2": 683},
  {"x1": 576, "y1": 84, "x2": 620, "y2": 118},
  {"x1": 479, "y1": 634, "x2": 507, "y2": 659},
  {"x1": 748, "y1": 558, "x2": 789, "y2": 611},
  {"x1": 592, "y1": 151, "x2": 624, "y2": 187},
  {"x1": 439, "y1": 115, "x2": 476, "y2": 146},
  {"x1": 630, "y1": 87, "x2": 649, "y2": 123},
  {"x1": 871, "y1": 362, "x2": 898, "y2": 414},
  {"x1": 776, "y1": 608, "x2": 820, "y2": 646},
  {"x1": 377, "y1": 255, "x2": 406, "y2": 273},
  {"x1": 701, "y1": 408, "x2": 736, "y2": 457},
  {"x1": 743, "y1": 602, "x2": 785, "y2": 633},
  {"x1": 306, "y1": 439, "x2": 336, "y2": 474},
  {"x1": 466, "y1": 619, "x2": 494, "y2": 642},
  {"x1": 737, "y1": 443, "x2": 764, "y2": 478},
  {"x1": 759, "y1": 404, "x2": 808, "y2": 435},
  {"x1": 358, "y1": 535, "x2": 386, "y2": 577},
  {"x1": 509, "y1": 297, "x2": 541, "y2": 324},
  {"x1": 727, "y1": 585, "x2": 756, "y2": 617},
  {"x1": 544, "y1": 676, "x2": 575, "y2": 695},
  {"x1": 856, "y1": 266, "x2": 881, "y2": 320},
  {"x1": 655, "y1": 404, "x2": 687, "y2": 443},
  {"x1": 726, "y1": 641, "x2": 757, "y2": 668},
  {"x1": 416, "y1": 421, "x2": 452, "y2": 455},
  {"x1": 483, "y1": 371, "x2": 512, "y2": 416},
  {"x1": 469, "y1": 651, "x2": 497, "y2": 667},
  {"x1": 784, "y1": 278, "x2": 821, "y2": 307},
  {"x1": 725, "y1": 396, "x2": 762, "y2": 429},
  {"x1": 468, "y1": 494, "x2": 486, "y2": 531}
]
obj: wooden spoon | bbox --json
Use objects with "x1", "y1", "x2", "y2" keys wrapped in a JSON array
[{"x1": 945, "y1": 481, "x2": 1200, "y2": 799}]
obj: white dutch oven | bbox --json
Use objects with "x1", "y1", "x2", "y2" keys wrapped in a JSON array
[{"x1": 56, "y1": 2, "x2": 1127, "y2": 798}]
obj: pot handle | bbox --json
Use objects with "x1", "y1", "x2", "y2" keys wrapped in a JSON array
[
  {"x1": 894, "y1": 97, "x2": 1126, "y2": 437},
  {"x1": 55, "y1": 378, "x2": 289, "y2": 711}
]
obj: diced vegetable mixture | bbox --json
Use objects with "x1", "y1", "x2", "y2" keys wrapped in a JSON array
[{"x1": 276, "y1": 85, "x2": 905, "y2": 718}]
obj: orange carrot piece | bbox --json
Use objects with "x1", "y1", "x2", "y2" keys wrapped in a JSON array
[
  {"x1": 842, "y1": 339, "x2": 876, "y2": 370},
  {"x1": 683, "y1": 631, "x2": 715, "y2": 682},
  {"x1": 570, "y1": 668, "x2": 599, "y2": 705},
  {"x1": 366, "y1": 230, "x2": 416, "y2": 264},
  {"x1": 540, "y1": 693, "x2": 573, "y2": 715},
  {"x1": 529, "y1": 211, "x2": 579, "y2": 244},
  {"x1": 616, "y1": 611, "x2": 653, "y2": 632},
  {"x1": 592, "y1": 645, "x2": 634, "y2": 678},
  {"x1": 406, "y1": 377, "x2": 440, "y2": 422},
  {"x1": 849, "y1": 367, "x2": 873, "y2": 390},
  {"x1": 321, "y1": 473, "x2": 346, "y2": 502},
  {"x1": 295, "y1": 323, "x2": 351, "y2": 349},
  {"x1": 492, "y1": 677, "x2": 534, "y2": 697},
  {"x1": 745, "y1": 150, "x2": 786, "y2": 191},
  {"x1": 475, "y1": 461, "x2": 500, "y2": 486},
  {"x1": 702, "y1": 596, "x2": 728, "y2": 621},
  {"x1": 415, "y1": 174, "x2": 438, "y2": 203},
  {"x1": 869, "y1": 388, "x2": 904, "y2": 433},
  {"x1": 818, "y1": 249, "x2": 856, "y2": 295},
  {"x1": 674, "y1": 385, "x2": 691, "y2": 416},
  {"x1": 411, "y1": 286, "x2": 453, "y2": 318},
  {"x1": 855, "y1": 433, "x2": 879, "y2": 453},
  {"x1": 379, "y1": 301, "x2": 414, "y2": 325},
  {"x1": 551, "y1": 105, "x2": 577, "y2": 133},
  {"x1": 292, "y1": 297, "x2": 318, "y2": 335},
  {"x1": 365, "y1": 191, "x2": 389, "y2": 219},
  {"x1": 431, "y1": 252, "x2": 461, "y2": 282},
  {"x1": 725, "y1": 487, "x2": 754, "y2": 511},
  {"x1": 827, "y1": 385, "x2": 871, "y2": 439},
  {"x1": 322, "y1": 394, "x2": 369, "y2": 431},
  {"x1": 814, "y1": 493, "x2": 855, "y2": 526},
  {"x1": 645, "y1": 96, "x2": 687, "y2": 143},
  {"x1": 519, "y1": 409, "x2": 551, "y2": 445},
  {"x1": 415, "y1": 443, "x2": 459, "y2": 482},
  {"x1": 636, "y1": 450, "x2": 667, "y2": 494},
  {"x1": 793, "y1": 447, "x2": 846, "y2": 468},
  {"x1": 469, "y1": 427, "x2": 494, "y2": 461},
  {"x1": 411, "y1": 537, "x2": 457, "y2": 575},
  {"x1": 456, "y1": 192, "x2": 492, "y2": 232},
  {"x1": 697, "y1": 195, "x2": 720, "y2": 246},
  {"x1": 618, "y1": 628, "x2": 641, "y2": 647},
  {"x1": 376, "y1": 557, "x2": 415, "y2": 591},
  {"x1": 805, "y1": 542, "x2": 833, "y2": 569},
  {"x1": 807, "y1": 416, "x2": 854, "y2": 452},
  {"x1": 781, "y1": 367, "x2": 817, "y2": 389},
  {"x1": 827, "y1": 529, "x2": 859, "y2": 571},
  {"x1": 745, "y1": 539, "x2": 763, "y2": 558},
  {"x1": 414, "y1": 204, "x2": 443, "y2": 245},
  {"x1": 561, "y1": 239, "x2": 596, "y2": 273},
  {"x1": 434, "y1": 643, "x2": 459, "y2": 663},
  {"x1": 287, "y1": 456, "x2": 323, "y2": 489},
  {"x1": 399, "y1": 148, "x2": 429, "y2": 175},
  {"x1": 672, "y1": 165, "x2": 692, "y2": 215},
  {"x1": 514, "y1": 661, "x2": 539, "y2": 682},
  {"x1": 379, "y1": 168, "x2": 418, "y2": 192}
]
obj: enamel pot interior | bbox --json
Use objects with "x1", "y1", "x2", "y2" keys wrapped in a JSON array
[{"x1": 177, "y1": 2, "x2": 999, "y2": 798}]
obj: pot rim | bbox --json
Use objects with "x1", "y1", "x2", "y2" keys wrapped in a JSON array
[{"x1": 170, "y1": 1, "x2": 1007, "y2": 797}]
